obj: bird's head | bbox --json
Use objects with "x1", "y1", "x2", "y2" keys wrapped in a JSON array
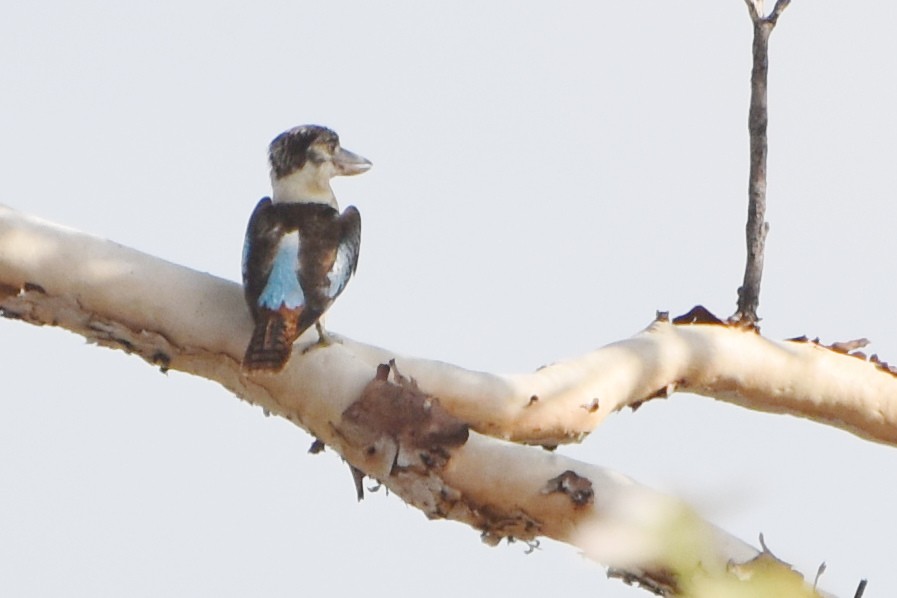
[{"x1": 268, "y1": 125, "x2": 371, "y2": 205}]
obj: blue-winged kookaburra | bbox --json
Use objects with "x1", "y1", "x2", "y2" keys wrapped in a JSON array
[{"x1": 241, "y1": 125, "x2": 371, "y2": 372}]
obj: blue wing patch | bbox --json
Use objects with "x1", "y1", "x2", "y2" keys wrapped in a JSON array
[
  {"x1": 258, "y1": 232, "x2": 304, "y2": 310},
  {"x1": 326, "y1": 240, "x2": 355, "y2": 299}
]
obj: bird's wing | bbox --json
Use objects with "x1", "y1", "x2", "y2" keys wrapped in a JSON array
[
  {"x1": 243, "y1": 198, "x2": 303, "y2": 317},
  {"x1": 325, "y1": 205, "x2": 361, "y2": 300}
]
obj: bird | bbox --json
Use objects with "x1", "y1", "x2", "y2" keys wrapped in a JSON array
[{"x1": 241, "y1": 125, "x2": 371, "y2": 373}]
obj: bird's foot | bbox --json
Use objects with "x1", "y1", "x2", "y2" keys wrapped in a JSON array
[{"x1": 301, "y1": 322, "x2": 339, "y2": 354}]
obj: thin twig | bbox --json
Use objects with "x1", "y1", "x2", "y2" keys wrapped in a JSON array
[
  {"x1": 732, "y1": 0, "x2": 792, "y2": 327},
  {"x1": 743, "y1": 0, "x2": 761, "y2": 21},
  {"x1": 769, "y1": 0, "x2": 792, "y2": 23},
  {"x1": 742, "y1": 0, "x2": 791, "y2": 23}
]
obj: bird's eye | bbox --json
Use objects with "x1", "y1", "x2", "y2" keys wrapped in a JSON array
[{"x1": 308, "y1": 147, "x2": 328, "y2": 164}]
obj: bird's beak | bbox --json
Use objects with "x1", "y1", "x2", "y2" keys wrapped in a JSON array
[{"x1": 333, "y1": 146, "x2": 372, "y2": 176}]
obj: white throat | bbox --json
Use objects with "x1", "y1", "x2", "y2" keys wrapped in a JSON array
[{"x1": 271, "y1": 168, "x2": 338, "y2": 208}]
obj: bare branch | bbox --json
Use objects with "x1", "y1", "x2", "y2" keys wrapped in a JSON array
[
  {"x1": 733, "y1": 0, "x2": 793, "y2": 327},
  {"x1": 744, "y1": 0, "x2": 792, "y2": 23},
  {"x1": 1, "y1": 204, "x2": 845, "y2": 595},
  {"x1": 3, "y1": 205, "x2": 897, "y2": 451},
  {"x1": 2, "y1": 203, "x2": 849, "y2": 595},
  {"x1": 769, "y1": 0, "x2": 792, "y2": 24}
]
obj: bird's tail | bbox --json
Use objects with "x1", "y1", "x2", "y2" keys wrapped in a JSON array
[{"x1": 242, "y1": 308, "x2": 301, "y2": 373}]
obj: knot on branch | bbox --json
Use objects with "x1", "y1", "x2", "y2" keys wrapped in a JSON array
[
  {"x1": 339, "y1": 362, "x2": 470, "y2": 481},
  {"x1": 541, "y1": 470, "x2": 594, "y2": 507}
]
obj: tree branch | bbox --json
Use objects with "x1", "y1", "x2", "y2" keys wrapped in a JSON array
[
  {"x1": 2, "y1": 205, "x2": 896, "y2": 449},
  {"x1": 769, "y1": 0, "x2": 792, "y2": 24},
  {"x1": 1, "y1": 204, "x2": 874, "y2": 594},
  {"x1": 733, "y1": 0, "x2": 792, "y2": 327},
  {"x1": 742, "y1": 0, "x2": 792, "y2": 22}
]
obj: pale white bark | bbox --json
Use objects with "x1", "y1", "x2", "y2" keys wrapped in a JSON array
[{"x1": 1, "y1": 203, "x2": 868, "y2": 596}]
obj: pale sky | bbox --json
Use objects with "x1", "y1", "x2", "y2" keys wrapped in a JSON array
[{"x1": 2, "y1": 2, "x2": 896, "y2": 596}]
